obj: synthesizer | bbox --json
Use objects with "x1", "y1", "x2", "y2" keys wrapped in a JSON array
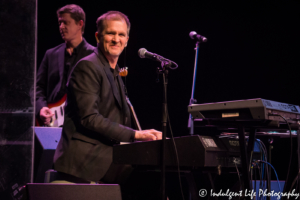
[
  {"x1": 188, "y1": 98, "x2": 300, "y2": 124},
  {"x1": 113, "y1": 135, "x2": 261, "y2": 168}
]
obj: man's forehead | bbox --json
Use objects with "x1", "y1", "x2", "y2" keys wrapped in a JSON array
[
  {"x1": 103, "y1": 19, "x2": 127, "y2": 29},
  {"x1": 58, "y1": 13, "x2": 71, "y2": 20}
]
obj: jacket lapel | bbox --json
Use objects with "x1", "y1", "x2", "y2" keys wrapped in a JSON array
[
  {"x1": 95, "y1": 49, "x2": 123, "y2": 108},
  {"x1": 75, "y1": 38, "x2": 88, "y2": 65},
  {"x1": 118, "y1": 75, "x2": 131, "y2": 126},
  {"x1": 57, "y1": 43, "x2": 66, "y2": 84}
]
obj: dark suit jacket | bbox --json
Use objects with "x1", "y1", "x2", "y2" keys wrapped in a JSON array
[
  {"x1": 53, "y1": 48, "x2": 135, "y2": 181},
  {"x1": 35, "y1": 38, "x2": 95, "y2": 117}
]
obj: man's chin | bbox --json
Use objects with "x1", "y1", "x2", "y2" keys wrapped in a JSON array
[
  {"x1": 61, "y1": 35, "x2": 68, "y2": 41},
  {"x1": 108, "y1": 51, "x2": 121, "y2": 57}
]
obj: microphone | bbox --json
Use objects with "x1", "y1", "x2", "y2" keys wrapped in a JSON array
[
  {"x1": 138, "y1": 48, "x2": 178, "y2": 69},
  {"x1": 138, "y1": 48, "x2": 166, "y2": 62},
  {"x1": 189, "y1": 31, "x2": 207, "y2": 42}
]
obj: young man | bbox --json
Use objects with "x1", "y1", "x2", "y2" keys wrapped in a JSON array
[
  {"x1": 36, "y1": 4, "x2": 95, "y2": 126},
  {"x1": 53, "y1": 11, "x2": 162, "y2": 184}
]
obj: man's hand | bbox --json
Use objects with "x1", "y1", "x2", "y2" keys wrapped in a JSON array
[
  {"x1": 39, "y1": 107, "x2": 54, "y2": 126},
  {"x1": 134, "y1": 129, "x2": 162, "y2": 141}
]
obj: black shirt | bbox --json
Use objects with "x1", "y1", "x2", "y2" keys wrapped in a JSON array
[
  {"x1": 57, "y1": 40, "x2": 86, "y2": 100},
  {"x1": 110, "y1": 65, "x2": 124, "y2": 103}
]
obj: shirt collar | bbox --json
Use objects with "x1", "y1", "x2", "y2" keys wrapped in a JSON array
[
  {"x1": 65, "y1": 38, "x2": 85, "y2": 56},
  {"x1": 110, "y1": 65, "x2": 120, "y2": 77}
]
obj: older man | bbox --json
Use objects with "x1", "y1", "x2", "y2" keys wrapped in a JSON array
[{"x1": 53, "y1": 11, "x2": 162, "y2": 186}]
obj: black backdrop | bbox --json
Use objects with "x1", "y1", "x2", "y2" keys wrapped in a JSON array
[{"x1": 37, "y1": 1, "x2": 300, "y2": 137}]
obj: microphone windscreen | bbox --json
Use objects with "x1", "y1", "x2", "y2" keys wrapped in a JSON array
[
  {"x1": 138, "y1": 48, "x2": 147, "y2": 58},
  {"x1": 189, "y1": 31, "x2": 197, "y2": 39}
]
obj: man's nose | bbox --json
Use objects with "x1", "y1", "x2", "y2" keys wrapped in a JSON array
[
  {"x1": 112, "y1": 35, "x2": 120, "y2": 42},
  {"x1": 60, "y1": 23, "x2": 65, "y2": 29}
]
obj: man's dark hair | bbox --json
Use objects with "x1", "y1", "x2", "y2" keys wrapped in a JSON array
[
  {"x1": 57, "y1": 4, "x2": 86, "y2": 34},
  {"x1": 96, "y1": 11, "x2": 131, "y2": 36}
]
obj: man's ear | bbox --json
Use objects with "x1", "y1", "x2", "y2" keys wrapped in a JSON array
[
  {"x1": 95, "y1": 32, "x2": 100, "y2": 43},
  {"x1": 78, "y1": 20, "x2": 84, "y2": 30},
  {"x1": 125, "y1": 36, "x2": 129, "y2": 47}
]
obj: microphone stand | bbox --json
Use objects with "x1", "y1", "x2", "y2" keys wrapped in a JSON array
[
  {"x1": 188, "y1": 41, "x2": 200, "y2": 135},
  {"x1": 157, "y1": 60, "x2": 172, "y2": 200},
  {"x1": 140, "y1": 50, "x2": 177, "y2": 200}
]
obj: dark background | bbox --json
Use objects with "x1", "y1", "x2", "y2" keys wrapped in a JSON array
[
  {"x1": 0, "y1": 0, "x2": 36, "y2": 198},
  {"x1": 38, "y1": 0, "x2": 300, "y2": 136}
]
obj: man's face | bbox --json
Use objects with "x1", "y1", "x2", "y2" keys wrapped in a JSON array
[
  {"x1": 58, "y1": 13, "x2": 82, "y2": 42},
  {"x1": 98, "y1": 19, "x2": 129, "y2": 59}
]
